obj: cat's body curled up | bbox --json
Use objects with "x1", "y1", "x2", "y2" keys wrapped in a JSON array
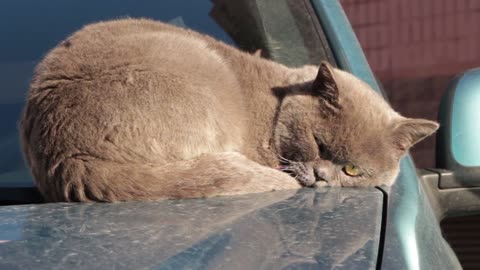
[{"x1": 20, "y1": 18, "x2": 438, "y2": 202}]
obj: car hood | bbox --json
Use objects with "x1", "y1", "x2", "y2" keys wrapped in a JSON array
[{"x1": 0, "y1": 188, "x2": 383, "y2": 269}]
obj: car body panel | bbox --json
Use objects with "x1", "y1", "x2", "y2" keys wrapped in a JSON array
[
  {"x1": 0, "y1": 189, "x2": 382, "y2": 269},
  {"x1": 382, "y1": 159, "x2": 461, "y2": 270}
]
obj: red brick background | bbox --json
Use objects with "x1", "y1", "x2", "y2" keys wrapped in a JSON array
[{"x1": 341, "y1": 0, "x2": 480, "y2": 168}]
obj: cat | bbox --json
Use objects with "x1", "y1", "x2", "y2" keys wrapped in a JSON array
[{"x1": 20, "y1": 18, "x2": 438, "y2": 202}]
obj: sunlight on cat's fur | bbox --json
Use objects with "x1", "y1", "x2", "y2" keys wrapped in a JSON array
[{"x1": 20, "y1": 19, "x2": 438, "y2": 202}]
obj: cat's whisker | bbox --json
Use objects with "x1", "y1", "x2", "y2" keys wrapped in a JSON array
[{"x1": 275, "y1": 153, "x2": 294, "y2": 165}]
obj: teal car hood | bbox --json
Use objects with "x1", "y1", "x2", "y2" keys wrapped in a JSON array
[{"x1": 0, "y1": 188, "x2": 383, "y2": 269}]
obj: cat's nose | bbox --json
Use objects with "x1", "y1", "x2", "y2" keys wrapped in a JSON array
[{"x1": 314, "y1": 167, "x2": 329, "y2": 182}]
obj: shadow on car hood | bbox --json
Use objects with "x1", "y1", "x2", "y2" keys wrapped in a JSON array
[{"x1": 0, "y1": 188, "x2": 383, "y2": 269}]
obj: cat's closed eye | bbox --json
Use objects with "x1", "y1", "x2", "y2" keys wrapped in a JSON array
[
  {"x1": 314, "y1": 136, "x2": 331, "y2": 159},
  {"x1": 317, "y1": 142, "x2": 326, "y2": 156}
]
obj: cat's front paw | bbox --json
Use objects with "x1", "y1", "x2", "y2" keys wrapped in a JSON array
[{"x1": 256, "y1": 167, "x2": 302, "y2": 192}]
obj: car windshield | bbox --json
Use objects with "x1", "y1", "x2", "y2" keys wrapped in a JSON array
[{"x1": 0, "y1": 0, "x2": 329, "y2": 187}]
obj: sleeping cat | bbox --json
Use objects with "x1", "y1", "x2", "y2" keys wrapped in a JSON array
[{"x1": 20, "y1": 18, "x2": 438, "y2": 202}]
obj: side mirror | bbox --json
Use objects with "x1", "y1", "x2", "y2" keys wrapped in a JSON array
[
  {"x1": 420, "y1": 69, "x2": 480, "y2": 220},
  {"x1": 436, "y1": 68, "x2": 480, "y2": 188}
]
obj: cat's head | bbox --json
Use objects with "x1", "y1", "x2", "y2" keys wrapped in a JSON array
[{"x1": 274, "y1": 61, "x2": 438, "y2": 187}]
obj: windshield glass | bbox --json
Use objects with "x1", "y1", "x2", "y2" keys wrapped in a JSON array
[{"x1": 0, "y1": 0, "x2": 330, "y2": 187}]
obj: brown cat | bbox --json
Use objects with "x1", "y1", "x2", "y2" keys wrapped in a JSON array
[{"x1": 20, "y1": 18, "x2": 438, "y2": 202}]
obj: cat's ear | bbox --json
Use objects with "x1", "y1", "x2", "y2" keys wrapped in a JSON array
[
  {"x1": 391, "y1": 118, "x2": 439, "y2": 152},
  {"x1": 312, "y1": 61, "x2": 340, "y2": 107}
]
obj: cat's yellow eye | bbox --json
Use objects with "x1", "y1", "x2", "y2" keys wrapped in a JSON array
[{"x1": 343, "y1": 165, "x2": 361, "y2": 177}]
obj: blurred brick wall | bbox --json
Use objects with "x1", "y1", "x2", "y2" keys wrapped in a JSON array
[{"x1": 340, "y1": 0, "x2": 480, "y2": 168}]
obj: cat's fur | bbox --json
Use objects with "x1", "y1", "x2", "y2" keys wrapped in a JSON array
[{"x1": 20, "y1": 18, "x2": 438, "y2": 202}]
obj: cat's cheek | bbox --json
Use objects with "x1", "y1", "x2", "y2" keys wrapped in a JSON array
[
  {"x1": 381, "y1": 168, "x2": 400, "y2": 186},
  {"x1": 335, "y1": 173, "x2": 363, "y2": 187},
  {"x1": 339, "y1": 179, "x2": 356, "y2": 187},
  {"x1": 371, "y1": 163, "x2": 400, "y2": 186}
]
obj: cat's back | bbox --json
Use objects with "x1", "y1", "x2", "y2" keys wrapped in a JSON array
[
  {"x1": 34, "y1": 19, "x2": 229, "y2": 88},
  {"x1": 23, "y1": 18, "x2": 246, "y2": 164}
]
